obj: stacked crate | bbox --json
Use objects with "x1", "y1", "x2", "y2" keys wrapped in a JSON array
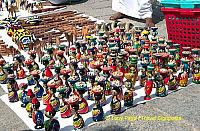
[{"x1": 161, "y1": 0, "x2": 200, "y2": 48}]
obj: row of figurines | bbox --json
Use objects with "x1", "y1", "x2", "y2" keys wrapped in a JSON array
[
  {"x1": 0, "y1": 44, "x2": 199, "y2": 92},
  {"x1": 3, "y1": 64, "x2": 200, "y2": 130},
  {"x1": 0, "y1": 46, "x2": 199, "y2": 87},
  {"x1": 0, "y1": 55, "x2": 200, "y2": 130}
]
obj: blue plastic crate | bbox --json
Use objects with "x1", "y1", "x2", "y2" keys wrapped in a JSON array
[{"x1": 161, "y1": 0, "x2": 200, "y2": 8}]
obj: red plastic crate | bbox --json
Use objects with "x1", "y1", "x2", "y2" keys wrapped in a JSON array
[{"x1": 161, "y1": 7, "x2": 200, "y2": 48}]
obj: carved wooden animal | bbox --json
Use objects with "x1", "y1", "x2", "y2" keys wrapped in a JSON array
[
  {"x1": 20, "y1": 0, "x2": 27, "y2": 10},
  {"x1": 82, "y1": 26, "x2": 88, "y2": 39},
  {"x1": 26, "y1": 3, "x2": 33, "y2": 13},
  {"x1": 16, "y1": 0, "x2": 21, "y2": 10},
  {"x1": 34, "y1": 3, "x2": 43, "y2": 10},
  {"x1": 8, "y1": 5, "x2": 17, "y2": 18},
  {"x1": 65, "y1": 32, "x2": 73, "y2": 47},
  {"x1": 56, "y1": 36, "x2": 60, "y2": 45}
]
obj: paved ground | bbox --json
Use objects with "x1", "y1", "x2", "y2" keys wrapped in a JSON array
[{"x1": 0, "y1": 0, "x2": 200, "y2": 131}]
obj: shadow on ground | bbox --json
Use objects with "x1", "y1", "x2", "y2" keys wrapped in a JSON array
[{"x1": 49, "y1": 0, "x2": 88, "y2": 6}]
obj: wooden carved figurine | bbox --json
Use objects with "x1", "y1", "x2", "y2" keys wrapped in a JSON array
[
  {"x1": 74, "y1": 81, "x2": 89, "y2": 114},
  {"x1": 44, "y1": 104, "x2": 60, "y2": 131},
  {"x1": 7, "y1": 74, "x2": 19, "y2": 102},
  {"x1": 19, "y1": 83, "x2": 29, "y2": 107},
  {"x1": 110, "y1": 86, "x2": 121, "y2": 114},
  {"x1": 168, "y1": 69, "x2": 178, "y2": 90},
  {"x1": 47, "y1": 81, "x2": 60, "y2": 112},
  {"x1": 192, "y1": 58, "x2": 200, "y2": 84},
  {"x1": 87, "y1": 71, "x2": 95, "y2": 100},
  {"x1": 144, "y1": 75, "x2": 153, "y2": 100},
  {"x1": 60, "y1": 68, "x2": 71, "y2": 87},
  {"x1": 53, "y1": 61, "x2": 64, "y2": 88},
  {"x1": 31, "y1": 97, "x2": 44, "y2": 129},
  {"x1": 58, "y1": 86, "x2": 72, "y2": 118},
  {"x1": 28, "y1": 50, "x2": 39, "y2": 70},
  {"x1": 92, "y1": 85, "x2": 104, "y2": 121},
  {"x1": 31, "y1": 70, "x2": 44, "y2": 98},
  {"x1": 0, "y1": 61, "x2": 7, "y2": 84},
  {"x1": 24, "y1": 59, "x2": 35, "y2": 86},
  {"x1": 124, "y1": 73, "x2": 134, "y2": 107},
  {"x1": 26, "y1": 89, "x2": 35, "y2": 118},
  {"x1": 68, "y1": 95, "x2": 85, "y2": 129},
  {"x1": 95, "y1": 77, "x2": 107, "y2": 106},
  {"x1": 45, "y1": 47, "x2": 55, "y2": 68},
  {"x1": 154, "y1": 72, "x2": 167, "y2": 97},
  {"x1": 178, "y1": 65, "x2": 188, "y2": 87},
  {"x1": 41, "y1": 77, "x2": 52, "y2": 105},
  {"x1": 42, "y1": 55, "x2": 53, "y2": 79},
  {"x1": 56, "y1": 50, "x2": 67, "y2": 66}
]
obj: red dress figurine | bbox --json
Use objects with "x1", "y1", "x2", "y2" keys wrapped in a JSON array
[{"x1": 144, "y1": 77, "x2": 153, "y2": 100}]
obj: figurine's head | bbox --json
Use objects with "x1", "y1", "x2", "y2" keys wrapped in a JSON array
[
  {"x1": 54, "y1": 60, "x2": 62, "y2": 73},
  {"x1": 48, "y1": 81, "x2": 56, "y2": 94},
  {"x1": 45, "y1": 104, "x2": 56, "y2": 118},
  {"x1": 31, "y1": 97, "x2": 40, "y2": 110},
  {"x1": 41, "y1": 55, "x2": 50, "y2": 66},
  {"x1": 124, "y1": 81, "x2": 132, "y2": 89},
  {"x1": 24, "y1": 59, "x2": 34, "y2": 70},
  {"x1": 28, "y1": 50, "x2": 37, "y2": 60},
  {"x1": 30, "y1": 70, "x2": 41, "y2": 80},
  {"x1": 19, "y1": 83, "x2": 28, "y2": 90},
  {"x1": 7, "y1": 74, "x2": 15, "y2": 84},
  {"x1": 70, "y1": 47, "x2": 76, "y2": 56}
]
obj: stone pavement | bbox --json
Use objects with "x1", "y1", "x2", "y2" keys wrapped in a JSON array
[{"x1": 0, "y1": 0, "x2": 200, "y2": 131}]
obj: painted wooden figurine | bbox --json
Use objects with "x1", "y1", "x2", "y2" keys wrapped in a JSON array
[
  {"x1": 95, "y1": 77, "x2": 107, "y2": 106},
  {"x1": 31, "y1": 97, "x2": 44, "y2": 129},
  {"x1": 140, "y1": 67, "x2": 147, "y2": 87},
  {"x1": 19, "y1": 83, "x2": 29, "y2": 107},
  {"x1": 56, "y1": 50, "x2": 68, "y2": 66},
  {"x1": 87, "y1": 71, "x2": 95, "y2": 100},
  {"x1": 57, "y1": 86, "x2": 72, "y2": 118},
  {"x1": 53, "y1": 61, "x2": 63, "y2": 88},
  {"x1": 41, "y1": 77, "x2": 52, "y2": 105},
  {"x1": 44, "y1": 47, "x2": 55, "y2": 69},
  {"x1": 144, "y1": 74, "x2": 153, "y2": 100},
  {"x1": 0, "y1": 60, "x2": 7, "y2": 84},
  {"x1": 28, "y1": 50, "x2": 39, "y2": 70},
  {"x1": 181, "y1": 58, "x2": 190, "y2": 75},
  {"x1": 47, "y1": 81, "x2": 60, "y2": 112},
  {"x1": 92, "y1": 85, "x2": 104, "y2": 121},
  {"x1": 13, "y1": 56, "x2": 26, "y2": 79},
  {"x1": 7, "y1": 74, "x2": 19, "y2": 102},
  {"x1": 24, "y1": 59, "x2": 35, "y2": 86},
  {"x1": 192, "y1": 58, "x2": 200, "y2": 84},
  {"x1": 42, "y1": 55, "x2": 53, "y2": 79},
  {"x1": 26, "y1": 89, "x2": 35, "y2": 118},
  {"x1": 68, "y1": 94, "x2": 85, "y2": 129},
  {"x1": 74, "y1": 81, "x2": 89, "y2": 114},
  {"x1": 154, "y1": 72, "x2": 167, "y2": 97},
  {"x1": 178, "y1": 65, "x2": 188, "y2": 87},
  {"x1": 124, "y1": 73, "x2": 134, "y2": 107},
  {"x1": 44, "y1": 104, "x2": 60, "y2": 131},
  {"x1": 110, "y1": 85, "x2": 122, "y2": 114},
  {"x1": 60, "y1": 68, "x2": 71, "y2": 87},
  {"x1": 31, "y1": 70, "x2": 44, "y2": 98},
  {"x1": 168, "y1": 69, "x2": 178, "y2": 90}
]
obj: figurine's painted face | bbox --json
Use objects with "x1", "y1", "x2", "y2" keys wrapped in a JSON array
[
  {"x1": 45, "y1": 110, "x2": 56, "y2": 118},
  {"x1": 31, "y1": 102, "x2": 40, "y2": 110},
  {"x1": 125, "y1": 81, "x2": 132, "y2": 88}
]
